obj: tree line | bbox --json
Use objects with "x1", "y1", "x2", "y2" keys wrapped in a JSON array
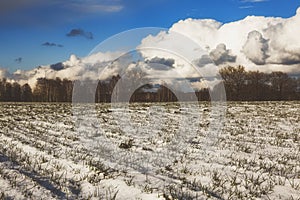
[
  {"x1": 218, "y1": 66, "x2": 300, "y2": 101},
  {"x1": 0, "y1": 66, "x2": 299, "y2": 102}
]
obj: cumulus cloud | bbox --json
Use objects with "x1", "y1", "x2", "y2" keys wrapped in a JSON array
[
  {"x1": 9, "y1": 51, "x2": 126, "y2": 88},
  {"x1": 6, "y1": 49, "x2": 206, "y2": 91},
  {"x1": 209, "y1": 43, "x2": 237, "y2": 65},
  {"x1": 66, "y1": 28, "x2": 93, "y2": 39},
  {"x1": 263, "y1": 11, "x2": 300, "y2": 66},
  {"x1": 146, "y1": 57, "x2": 175, "y2": 68},
  {"x1": 42, "y1": 42, "x2": 63, "y2": 47},
  {"x1": 0, "y1": 68, "x2": 10, "y2": 79},
  {"x1": 243, "y1": 31, "x2": 269, "y2": 65},
  {"x1": 137, "y1": 29, "x2": 218, "y2": 79},
  {"x1": 191, "y1": 78, "x2": 221, "y2": 90},
  {"x1": 193, "y1": 55, "x2": 213, "y2": 68},
  {"x1": 139, "y1": 7, "x2": 300, "y2": 74}
]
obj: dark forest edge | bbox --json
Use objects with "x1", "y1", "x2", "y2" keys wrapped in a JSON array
[{"x1": 0, "y1": 66, "x2": 299, "y2": 102}]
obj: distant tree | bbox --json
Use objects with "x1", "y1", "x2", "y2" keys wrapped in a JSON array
[
  {"x1": 11, "y1": 82, "x2": 21, "y2": 102},
  {"x1": 245, "y1": 71, "x2": 269, "y2": 100},
  {"x1": 4, "y1": 81, "x2": 12, "y2": 102},
  {"x1": 21, "y1": 84, "x2": 33, "y2": 102},
  {"x1": 33, "y1": 78, "x2": 48, "y2": 102},
  {"x1": 219, "y1": 65, "x2": 247, "y2": 100},
  {"x1": 296, "y1": 77, "x2": 300, "y2": 99},
  {"x1": 108, "y1": 75, "x2": 121, "y2": 102},
  {"x1": 269, "y1": 72, "x2": 296, "y2": 100},
  {"x1": 96, "y1": 81, "x2": 108, "y2": 103},
  {"x1": 157, "y1": 83, "x2": 177, "y2": 102},
  {"x1": 196, "y1": 88, "x2": 210, "y2": 101},
  {"x1": 73, "y1": 79, "x2": 98, "y2": 103},
  {"x1": 48, "y1": 78, "x2": 64, "y2": 102},
  {"x1": 62, "y1": 79, "x2": 73, "y2": 102},
  {"x1": 0, "y1": 79, "x2": 5, "y2": 101},
  {"x1": 0, "y1": 69, "x2": 299, "y2": 102}
]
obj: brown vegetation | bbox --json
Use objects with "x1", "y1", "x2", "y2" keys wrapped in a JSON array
[{"x1": 0, "y1": 66, "x2": 299, "y2": 102}]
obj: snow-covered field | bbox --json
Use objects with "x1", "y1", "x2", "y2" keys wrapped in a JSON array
[{"x1": 0, "y1": 102, "x2": 299, "y2": 199}]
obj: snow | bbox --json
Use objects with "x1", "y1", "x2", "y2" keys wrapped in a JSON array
[{"x1": 0, "y1": 101, "x2": 299, "y2": 199}]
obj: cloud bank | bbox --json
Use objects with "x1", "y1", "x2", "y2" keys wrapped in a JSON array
[
  {"x1": 139, "y1": 7, "x2": 300, "y2": 74},
  {"x1": 3, "y1": 7, "x2": 300, "y2": 90},
  {"x1": 0, "y1": 68, "x2": 10, "y2": 79}
]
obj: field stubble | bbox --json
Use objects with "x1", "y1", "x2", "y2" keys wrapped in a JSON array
[{"x1": 0, "y1": 101, "x2": 299, "y2": 199}]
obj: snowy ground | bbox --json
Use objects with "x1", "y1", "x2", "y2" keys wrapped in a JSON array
[{"x1": 0, "y1": 102, "x2": 299, "y2": 199}]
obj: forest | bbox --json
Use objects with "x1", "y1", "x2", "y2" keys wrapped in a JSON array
[{"x1": 0, "y1": 66, "x2": 299, "y2": 102}]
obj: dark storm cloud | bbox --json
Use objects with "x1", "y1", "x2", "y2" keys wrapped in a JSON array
[
  {"x1": 66, "y1": 28, "x2": 94, "y2": 39},
  {"x1": 146, "y1": 57, "x2": 175, "y2": 67},
  {"x1": 42, "y1": 42, "x2": 63, "y2": 47},
  {"x1": 15, "y1": 57, "x2": 22, "y2": 63},
  {"x1": 276, "y1": 57, "x2": 300, "y2": 65},
  {"x1": 50, "y1": 62, "x2": 64, "y2": 71}
]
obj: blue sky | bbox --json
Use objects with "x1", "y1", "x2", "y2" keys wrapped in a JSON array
[{"x1": 1, "y1": 0, "x2": 300, "y2": 72}]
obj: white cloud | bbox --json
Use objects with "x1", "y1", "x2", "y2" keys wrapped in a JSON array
[
  {"x1": 243, "y1": 31, "x2": 269, "y2": 65},
  {"x1": 209, "y1": 43, "x2": 237, "y2": 65},
  {"x1": 0, "y1": 68, "x2": 10, "y2": 79},
  {"x1": 191, "y1": 78, "x2": 221, "y2": 90},
  {"x1": 139, "y1": 7, "x2": 300, "y2": 75},
  {"x1": 137, "y1": 28, "x2": 220, "y2": 79},
  {"x1": 11, "y1": 51, "x2": 126, "y2": 88}
]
